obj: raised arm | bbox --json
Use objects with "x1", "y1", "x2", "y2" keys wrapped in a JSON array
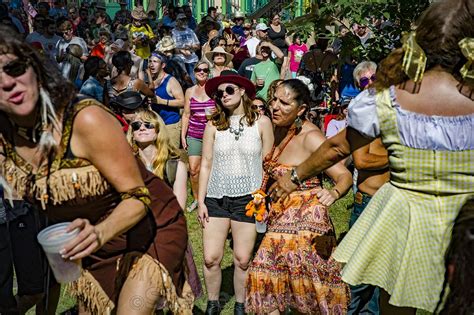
[
  {"x1": 352, "y1": 138, "x2": 388, "y2": 170},
  {"x1": 269, "y1": 127, "x2": 371, "y2": 200}
]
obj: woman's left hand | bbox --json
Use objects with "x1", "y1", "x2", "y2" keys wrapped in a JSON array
[
  {"x1": 60, "y1": 218, "x2": 102, "y2": 260},
  {"x1": 316, "y1": 189, "x2": 338, "y2": 207}
]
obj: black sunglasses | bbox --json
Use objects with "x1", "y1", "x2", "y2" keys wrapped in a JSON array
[
  {"x1": 359, "y1": 74, "x2": 376, "y2": 88},
  {"x1": 215, "y1": 86, "x2": 237, "y2": 99},
  {"x1": 131, "y1": 121, "x2": 155, "y2": 131},
  {"x1": 195, "y1": 67, "x2": 209, "y2": 73},
  {"x1": 0, "y1": 59, "x2": 29, "y2": 78}
]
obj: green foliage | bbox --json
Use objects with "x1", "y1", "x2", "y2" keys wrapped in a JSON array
[{"x1": 285, "y1": 0, "x2": 431, "y2": 62}]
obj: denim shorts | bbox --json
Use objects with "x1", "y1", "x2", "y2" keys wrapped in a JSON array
[
  {"x1": 186, "y1": 136, "x2": 203, "y2": 157},
  {"x1": 205, "y1": 195, "x2": 255, "y2": 223}
]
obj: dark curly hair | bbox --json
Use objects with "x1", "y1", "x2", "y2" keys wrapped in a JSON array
[
  {"x1": 375, "y1": 0, "x2": 474, "y2": 91},
  {"x1": 0, "y1": 25, "x2": 75, "y2": 113},
  {"x1": 112, "y1": 50, "x2": 133, "y2": 76}
]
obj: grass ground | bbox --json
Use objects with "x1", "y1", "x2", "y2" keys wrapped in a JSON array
[{"x1": 27, "y1": 180, "x2": 430, "y2": 314}]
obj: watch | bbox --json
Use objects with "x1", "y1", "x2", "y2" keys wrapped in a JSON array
[{"x1": 290, "y1": 168, "x2": 303, "y2": 186}]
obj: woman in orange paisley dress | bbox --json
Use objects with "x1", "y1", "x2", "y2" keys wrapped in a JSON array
[{"x1": 245, "y1": 79, "x2": 352, "y2": 314}]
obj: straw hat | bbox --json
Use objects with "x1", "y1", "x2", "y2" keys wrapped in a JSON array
[
  {"x1": 233, "y1": 11, "x2": 245, "y2": 20},
  {"x1": 205, "y1": 46, "x2": 233, "y2": 66},
  {"x1": 156, "y1": 36, "x2": 176, "y2": 53},
  {"x1": 131, "y1": 6, "x2": 147, "y2": 20},
  {"x1": 205, "y1": 70, "x2": 256, "y2": 100},
  {"x1": 67, "y1": 44, "x2": 83, "y2": 58}
]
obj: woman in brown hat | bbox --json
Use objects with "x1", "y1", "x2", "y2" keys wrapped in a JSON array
[
  {"x1": 205, "y1": 46, "x2": 234, "y2": 78},
  {"x1": 198, "y1": 71, "x2": 274, "y2": 314}
]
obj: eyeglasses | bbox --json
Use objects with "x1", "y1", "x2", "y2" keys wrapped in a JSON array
[
  {"x1": 131, "y1": 121, "x2": 155, "y2": 131},
  {"x1": 195, "y1": 67, "x2": 209, "y2": 73},
  {"x1": 215, "y1": 86, "x2": 237, "y2": 99},
  {"x1": 0, "y1": 59, "x2": 29, "y2": 78},
  {"x1": 359, "y1": 74, "x2": 376, "y2": 88},
  {"x1": 226, "y1": 43, "x2": 239, "y2": 47}
]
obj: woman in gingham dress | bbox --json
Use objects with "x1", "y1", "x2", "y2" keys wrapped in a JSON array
[{"x1": 269, "y1": 1, "x2": 474, "y2": 313}]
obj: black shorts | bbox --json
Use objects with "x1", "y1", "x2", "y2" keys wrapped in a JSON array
[
  {"x1": 0, "y1": 201, "x2": 47, "y2": 305},
  {"x1": 205, "y1": 195, "x2": 255, "y2": 224}
]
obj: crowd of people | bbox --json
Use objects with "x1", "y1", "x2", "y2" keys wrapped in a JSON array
[{"x1": 0, "y1": 0, "x2": 473, "y2": 314}]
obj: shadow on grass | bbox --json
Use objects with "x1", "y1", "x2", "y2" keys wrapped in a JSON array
[{"x1": 219, "y1": 265, "x2": 235, "y2": 310}]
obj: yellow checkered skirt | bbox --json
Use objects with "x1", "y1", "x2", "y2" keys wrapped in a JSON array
[{"x1": 333, "y1": 89, "x2": 474, "y2": 312}]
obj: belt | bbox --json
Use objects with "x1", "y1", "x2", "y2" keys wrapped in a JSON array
[{"x1": 354, "y1": 191, "x2": 372, "y2": 205}]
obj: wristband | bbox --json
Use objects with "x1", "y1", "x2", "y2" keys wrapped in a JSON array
[
  {"x1": 166, "y1": 99, "x2": 169, "y2": 106},
  {"x1": 290, "y1": 168, "x2": 303, "y2": 186}
]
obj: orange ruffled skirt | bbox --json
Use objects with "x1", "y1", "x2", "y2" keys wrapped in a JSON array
[{"x1": 245, "y1": 188, "x2": 349, "y2": 314}]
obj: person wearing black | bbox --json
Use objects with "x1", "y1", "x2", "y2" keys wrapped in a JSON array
[{"x1": 0, "y1": 188, "x2": 49, "y2": 314}]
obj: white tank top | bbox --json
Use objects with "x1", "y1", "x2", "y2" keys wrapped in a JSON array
[{"x1": 206, "y1": 115, "x2": 263, "y2": 198}]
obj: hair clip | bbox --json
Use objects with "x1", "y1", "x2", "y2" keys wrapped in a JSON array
[
  {"x1": 401, "y1": 32, "x2": 427, "y2": 83},
  {"x1": 459, "y1": 38, "x2": 474, "y2": 82}
]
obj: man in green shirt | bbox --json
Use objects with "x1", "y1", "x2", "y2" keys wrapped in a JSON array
[{"x1": 250, "y1": 41, "x2": 283, "y2": 100}]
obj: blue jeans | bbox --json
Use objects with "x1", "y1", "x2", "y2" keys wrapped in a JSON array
[{"x1": 348, "y1": 191, "x2": 380, "y2": 315}]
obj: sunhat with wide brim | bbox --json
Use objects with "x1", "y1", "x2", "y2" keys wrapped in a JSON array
[
  {"x1": 205, "y1": 70, "x2": 256, "y2": 100},
  {"x1": 131, "y1": 6, "x2": 147, "y2": 20},
  {"x1": 233, "y1": 11, "x2": 245, "y2": 20},
  {"x1": 156, "y1": 36, "x2": 176, "y2": 52},
  {"x1": 205, "y1": 46, "x2": 233, "y2": 66}
]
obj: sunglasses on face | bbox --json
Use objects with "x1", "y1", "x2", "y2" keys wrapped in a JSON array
[
  {"x1": 0, "y1": 59, "x2": 29, "y2": 78},
  {"x1": 359, "y1": 74, "x2": 376, "y2": 88},
  {"x1": 131, "y1": 121, "x2": 155, "y2": 131},
  {"x1": 195, "y1": 67, "x2": 209, "y2": 73},
  {"x1": 215, "y1": 86, "x2": 238, "y2": 99}
]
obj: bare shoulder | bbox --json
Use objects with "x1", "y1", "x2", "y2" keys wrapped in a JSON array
[
  {"x1": 301, "y1": 121, "x2": 326, "y2": 150},
  {"x1": 257, "y1": 114, "x2": 272, "y2": 128},
  {"x1": 73, "y1": 104, "x2": 119, "y2": 133}
]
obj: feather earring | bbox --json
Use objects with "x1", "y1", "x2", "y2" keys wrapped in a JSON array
[{"x1": 38, "y1": 87, "x2": 60, "y2": 155}]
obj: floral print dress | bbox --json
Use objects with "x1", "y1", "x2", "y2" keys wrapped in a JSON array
[{"x1": 245, "y1": 130, "x2": 349, "y2": 314}]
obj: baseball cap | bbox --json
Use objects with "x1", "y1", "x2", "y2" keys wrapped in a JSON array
[{"x1": 255, "y1": 23, "x2": 268, "y2": 31}]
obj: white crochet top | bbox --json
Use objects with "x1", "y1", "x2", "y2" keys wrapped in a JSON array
[{"x1": 206, "y1": 115, "x2": 263, "y2": 198}]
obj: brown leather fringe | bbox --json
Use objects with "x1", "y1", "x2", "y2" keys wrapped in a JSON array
[
  {"x1": 3, "y1": 162, "x2": 111, "y2": 205},
  {"x1": 117, "y1": 253, "x2": 194, "y2": 314},
  {"x1": 67, "y1": 270, "x2": 114, "y2": 315}
]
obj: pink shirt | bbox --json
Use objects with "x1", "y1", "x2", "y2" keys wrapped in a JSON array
[{"x1": 288, "y1": 43, "x2": 308, "y2": 72}]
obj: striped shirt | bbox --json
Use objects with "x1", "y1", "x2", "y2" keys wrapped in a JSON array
[{"x1": 187, "y1": 97, "x2": 215, "y2": 139}]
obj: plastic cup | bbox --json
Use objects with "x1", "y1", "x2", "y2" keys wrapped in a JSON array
[
  {"x1": 37, "y1": 222, "x2": 82, "y2": 283},
  {"x1": 255, "y1": 220, "x2": 267, "y2": 233},
  {"x1": 204, "y1": 106, "x2": 215, "y2": 120}
]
